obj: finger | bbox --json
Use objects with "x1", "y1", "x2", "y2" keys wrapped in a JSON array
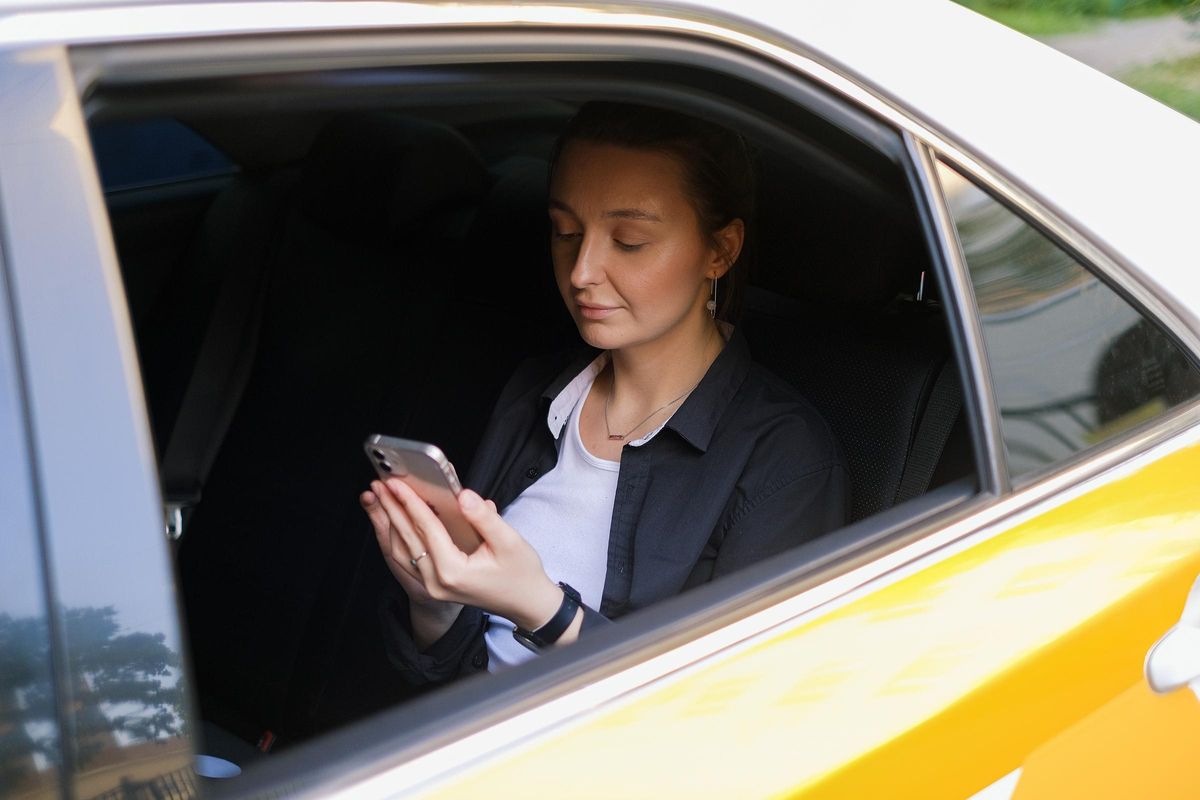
[
  {"x1": 458, "y1": 489, "x2": 514, "y2": 546},
  {"x1": 361, "y1": 490, "x2": 393, "y2": 543},
  {"x1": 388, "y1": 479, "x2": 468, "y2": 573},
  {"x1": 363, "y1": 488, "x2": 413, "y2": 571},
  {"x1": 372, "y1": 480, "x2": 428, "y2": 573},
  {"x1": 366, "y1": 484, "x2": 420, "y2": 572},
  {"x1": 365, "y1": 486, "x2": 435, "y2": 593}
]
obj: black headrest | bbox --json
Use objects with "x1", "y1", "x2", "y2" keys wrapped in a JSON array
[
  {"x1": 752, "y1": 151, "x2": 925, "y2": 313},
  {"x1": 298, "y1": 113, "x2": 488, "y2": 244}
]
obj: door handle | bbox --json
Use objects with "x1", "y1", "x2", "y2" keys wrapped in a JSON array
[{"x1": 1146, "y1": 575, "x2": 1200, "y2": 694}]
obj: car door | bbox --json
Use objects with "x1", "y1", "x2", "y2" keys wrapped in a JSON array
[
  {"x1": 362, "y1": 143, "x2": 1200, "y2": 800},
  {"x1": 212, "y1": 36, "x2": 1200, "y2": 800}
]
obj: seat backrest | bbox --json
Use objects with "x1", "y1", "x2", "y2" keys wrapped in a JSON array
[
  {"x1": 176, "y1": 113, "x2": 492, "y2": 743},
  {"x1": 308, "y1": 154, "x2": 582, "y2": 732},
  {"x1": 741, "y1": 287, "x2": 969, "y2": 523}
]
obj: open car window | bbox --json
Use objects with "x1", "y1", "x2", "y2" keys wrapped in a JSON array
[{"x1": 72, "y1": 36, "x2": 988, "y2": 792}]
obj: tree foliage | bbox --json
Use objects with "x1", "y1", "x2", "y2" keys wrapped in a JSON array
[{"x1": 0, "y1": 607, "x2": 185, "y2": 792}]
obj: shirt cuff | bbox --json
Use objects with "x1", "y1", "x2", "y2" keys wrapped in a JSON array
[{"x1": 378, "y1": 583, "x2": 487, "y2": 685}]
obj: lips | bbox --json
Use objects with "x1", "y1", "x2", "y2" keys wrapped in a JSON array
[{"x1": 576, "y1": 302, "x2": 618, "y2": 320}]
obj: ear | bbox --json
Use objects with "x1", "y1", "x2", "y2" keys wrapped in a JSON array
[{"x1": 708, "y1": 218, "x2": 744, "y2": 279}]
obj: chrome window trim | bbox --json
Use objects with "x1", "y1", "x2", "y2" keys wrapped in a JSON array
[
  {"x1": 904, "y1": 133, "x2": 1009, "y2": 495},
  {"x1": 38, "y1": 10, "x2": 1200, "y2": 794}
]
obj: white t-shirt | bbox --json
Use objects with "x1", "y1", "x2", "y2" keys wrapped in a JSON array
[{"x1": 484, "y1": 357, "x2": 668, "y2": 670}]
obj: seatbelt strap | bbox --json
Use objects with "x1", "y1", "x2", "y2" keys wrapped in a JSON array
[
  {"x1": 895, "y1": 358, "x2": 963, "y2": 504},
  {"x1": 159, "y1": 181, "x2": 282, "y2": 539}
]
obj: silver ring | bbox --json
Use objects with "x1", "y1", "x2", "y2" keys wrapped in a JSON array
[{"x1": 410, "y1": 551, "x2": 428, "y2": 567}]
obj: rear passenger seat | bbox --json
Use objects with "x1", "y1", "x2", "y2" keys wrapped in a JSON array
[
  {"x1": 176, "y1": 113, "x2": 535, "y2": 746},
  {"x1": 159, "y1": 110, "x2": 971, "y2": 752},
  {"x1": 740, "y1": 285, "x2": 973, "y2": 523}
]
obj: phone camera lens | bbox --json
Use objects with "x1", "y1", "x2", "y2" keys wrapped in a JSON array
[
  {"x1": 371, "y1": 449, "x2": 386, "y2": 460},
  {"x1": 379, "y1": 461, "x2": 393, "y2": 473}
]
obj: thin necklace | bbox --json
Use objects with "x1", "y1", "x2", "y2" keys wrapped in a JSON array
[
  {"x1": 604, "y1": 375, "x2": 701, "y2": 441},
  {"x1": 604, "y1": 323, "x2": 721, "y2": 442}
]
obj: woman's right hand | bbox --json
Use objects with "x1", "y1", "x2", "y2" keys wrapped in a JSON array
[{"x1": 360, "y1": 485, "x2": 463, "y2": 647}]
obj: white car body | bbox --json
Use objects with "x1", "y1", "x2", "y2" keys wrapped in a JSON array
[{"x1": 2, "y1": 2, "x2": 1199, "y2": 798}]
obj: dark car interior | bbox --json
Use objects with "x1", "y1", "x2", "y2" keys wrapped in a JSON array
[{"x1": 84, "y1": 59, "x2": 978, "y2": 766}]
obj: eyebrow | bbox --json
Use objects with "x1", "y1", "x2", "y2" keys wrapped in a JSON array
[{"x1": 549, "y1": 199, "x2": 662, "y2": 223}]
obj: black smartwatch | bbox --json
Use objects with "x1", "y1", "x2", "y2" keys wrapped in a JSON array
[{"x1": 513, "y1": 582, "x2": 582, "y2": 652}]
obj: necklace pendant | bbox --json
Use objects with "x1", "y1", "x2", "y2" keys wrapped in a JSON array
[{"x1": 607, "y1": 434, "x2": 625, "y2": 441}]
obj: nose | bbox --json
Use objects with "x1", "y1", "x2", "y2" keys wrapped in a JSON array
[{"x1": 568, "y1": 234, "x2": 605, "y2": 289}]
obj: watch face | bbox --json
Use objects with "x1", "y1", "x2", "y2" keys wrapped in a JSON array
[{"x1": 512, "y1": 627, "x2": 543, "y2": 653}]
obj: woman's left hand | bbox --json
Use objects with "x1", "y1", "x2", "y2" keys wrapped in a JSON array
[{"x1": 370, "y1": 478, "x2": 566, "y2": 632}]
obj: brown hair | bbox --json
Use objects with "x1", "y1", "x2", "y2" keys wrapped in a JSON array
[{"x1": 549, "y1": 101, "x2": 756, "y2": 321}]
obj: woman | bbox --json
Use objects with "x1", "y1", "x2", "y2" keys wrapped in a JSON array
[{"x1": 360, "y1": 102, "x2": 847, "y2": 684}]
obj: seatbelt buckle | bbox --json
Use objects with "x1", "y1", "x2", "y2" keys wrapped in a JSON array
[
  {"x1": 164, "y1": 503, "x2": 185, "y2": 541},
  {"x1": 163, "y1": 493, "x2": 199, "y2": 541}
]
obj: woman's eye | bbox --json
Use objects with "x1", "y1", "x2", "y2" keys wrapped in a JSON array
[
  {"x1": 614, "y1": 240, "x2": 647, "y2": 252},
  {"x1": 552, "y1": 230, "x2": 581, "y2": 242}
]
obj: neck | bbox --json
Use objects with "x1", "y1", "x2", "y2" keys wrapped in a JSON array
[{"x1": 608, "y1": 313, "x2": 723, "y2": 409}]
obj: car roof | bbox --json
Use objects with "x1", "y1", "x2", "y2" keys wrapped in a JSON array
[{"x1": 1, "y1": 0, "x2": 1198, "y2": 329}]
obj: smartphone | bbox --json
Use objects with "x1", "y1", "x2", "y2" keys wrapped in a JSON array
[{"x1": 364, "y1": 434, "x2": 483, "y2": 554}]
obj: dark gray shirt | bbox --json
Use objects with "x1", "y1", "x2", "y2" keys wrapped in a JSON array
[{"x1": 380, "y1": 329, "x2": 847, "y2": 685}]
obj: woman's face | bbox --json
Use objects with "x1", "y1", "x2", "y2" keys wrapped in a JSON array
[{"x1": 548, "y1": 140, "x2": 735, "y2": 352}]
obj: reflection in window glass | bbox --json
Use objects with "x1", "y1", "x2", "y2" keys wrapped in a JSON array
[
  {"x1": 0, "y1": 283, "x2": 62, "y2": 798},
  {"x1": 936, "y1": 160, "x2": 1200, "y2": 479},
  {"x1": 89, "y1": 118, "x2": 236, "y2": 192}
]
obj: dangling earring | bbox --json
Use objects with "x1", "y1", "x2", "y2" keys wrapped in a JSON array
[{"x1": 707, "y1": 276, "x2": 717, "y2": 319}]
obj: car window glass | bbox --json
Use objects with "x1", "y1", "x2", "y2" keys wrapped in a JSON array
[
  {"x1": 0, "y1": 269, "x2": 63, "y2": 799},
  {"x1": 89, "y1": 117, "x2": 237, "y2": 192},
  {"x1": 935, "y1": 159, "x2": 1200, "y2": 479}
]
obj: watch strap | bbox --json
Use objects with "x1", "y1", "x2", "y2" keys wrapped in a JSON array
[{"x1": 513, "y1": 582, "x2": 581, "y2": 650}]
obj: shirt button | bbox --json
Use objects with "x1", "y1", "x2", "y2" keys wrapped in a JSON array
[
  {"x1": 526, "y1": 466, "x2": 540, "y2": 480},
  {"x1": 471, "y1": 654, "x2": 485, "y2": 669}
]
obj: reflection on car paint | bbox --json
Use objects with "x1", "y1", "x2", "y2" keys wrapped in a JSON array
[{"x1": 0, "y1": 281, "x2": 60, "y2": 799}]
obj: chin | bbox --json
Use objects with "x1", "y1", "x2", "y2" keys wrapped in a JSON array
[{"x1": 575, "y1": 319, "x2": 630, "y2": 351}]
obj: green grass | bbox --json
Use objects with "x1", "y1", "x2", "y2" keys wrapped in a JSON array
[
  {"x1": 964, "y1": 6, "x2": 1102, "y2": 35},
  {"x1": 1121, "y1": 52, "x2": 1200, "y2": 119},
  {"x1": 955, "y1": 1, "x2": 1196, "y2": 36}
]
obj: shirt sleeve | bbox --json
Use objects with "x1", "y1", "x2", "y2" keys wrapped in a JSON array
[
  {"x1": 379, "y1": 582, "x2": 613, "y2": 683},
  {"x1": 709, "y1": 460, "x2": 848, "y2": 580},
  {"x1": 378, "y1": 582, "x2": 489, "y2": 686}
]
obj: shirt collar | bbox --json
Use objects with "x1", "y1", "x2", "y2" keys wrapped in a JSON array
[
  {"x1": 544, "y1": 351, "x2": 607, "y2": 440},
  {"x1": 540, "y1": 324, "x2": 751, "y2": 453}
]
